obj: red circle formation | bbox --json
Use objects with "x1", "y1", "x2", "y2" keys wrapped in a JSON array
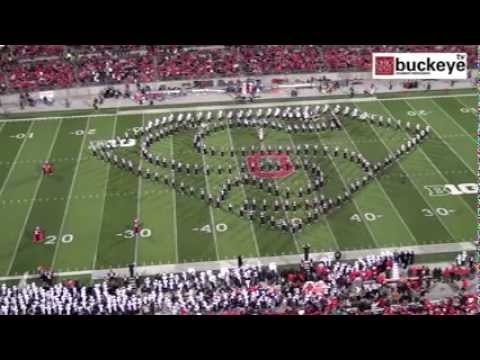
[{"x1": 246, "y1": 152, "x2": 295, "y2": 180}]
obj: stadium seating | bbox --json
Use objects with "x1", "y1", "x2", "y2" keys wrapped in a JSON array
[
  {"x1": 11, "y1": 45, "x2": 65, "y2": 59},
  {"x1": 77, "y1": 53, "x2": 156, "y2": 85},
  {"x1": 0, "y1": 45, "x2": 476, "y2": 93},
  {"x1": 5, "y1": 60, "x2": 75, "y2": 92},
  {"x1": 0, "y1": 252, "x2": 476, "y2": 315}
]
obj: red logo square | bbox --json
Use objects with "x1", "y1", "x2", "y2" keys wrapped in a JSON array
[{"x1": 375, "y1": 56, "x2": 395, "y2": 75}]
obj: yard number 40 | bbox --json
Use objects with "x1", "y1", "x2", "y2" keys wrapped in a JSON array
[
  {"x1": 350, "y1": 213, "x2": 381, "y2": 222},
  {"x1": 198, "y1": 224, "x2": 228, "y2": 233}
]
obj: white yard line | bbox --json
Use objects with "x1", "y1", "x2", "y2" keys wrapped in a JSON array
[
  {"x1": 285, "y1": 133, "x2": 339, "y2": 252},
  {"x1": 403, "y1": 100, "x2": 475, "y2": 176},
  {"x1": 312, "y1": 115, "x2": 381, "y2": 248},
  {"x1": 369, "y1": 103, "x2": 461, "y2": 244},
  {"x1": 0, "y1": 122, "x2": 6, "y2": 133},
  {"x1": 50, "y1": 117, "x2": 91, "y2": 270},
  {"x1": 6, "y1": 119, "x2": 63, "y2": 276},
  {"x1": 91, "y1": 115, "x2": 118, "y2": 270},
  {"x1": 199, "y1": 142, "x2": 221, "y2": 261},
  {"x1": 321, "y1": 140, "x2": 381, "y2": 248},
  {"x1": 335, "y1": 113, "x2": 419, "y2": 246},
  {"x1": 0, "y1": 121, "x2": 35, "y2": 198},
  {"x1": 225, "y1": 122, "x2": 261, "y2": 258},
  {"x1": 135, "y1": 114, "x2": 145, "y2": 266},
  {"x1": 429, "y1": 99, "x2": 475, "y2": 144},
  {"x1": 169, "y1": 135, "x2": 179, "y2": 263},
  {"x1": 270, "y1": 176, "x2": 301, "y2": 254}
]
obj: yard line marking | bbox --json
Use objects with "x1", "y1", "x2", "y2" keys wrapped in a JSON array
[
  {"x1": 0, "y1": 122, "x2": 6, "y2": 133},
  {"x1": 370, "y1": 102, "x2": 459, "y2": 243},
  {"x1": 429, "y1": 99, "x2": 475, "y2": 143},
  {"x1": 50, "y1": 117, "x2": 91, "y2": 270},
  {"x1": 270, "y1": 175, "x2": 301, "y2": 254},
  {"x1": 225, "y1": 121, "x2": 260, "y2": 258},
  {"x1": 6, "y1": 118, "x2": 63, "y2": 276},
  {"x1": 199, "y1": 140, "x2": 221, "y2": 261},
  {"x1": 281, "y1": 135, "x2": 304, "y2": 252},
  {"x1": 134, "y1": 113, "x2": 145, "y2": 266},
  {"x1": 404, "y1": 100, "x2": 475, "y2": 176},
  {"x1": 315, "y1": 128, "x2": 380, "y2": 248},
  {"x1": 286, "y1": 133, "x2": 339, "y2": 252},
  {"x1": 0, "y1": 121, "x2": 35, "y2": 198},
  {"x1": 91, "y1": 115, "x2": 118, "y2": 270},
  {"x1": 337, "y1": 113, "x2": 419, "y2": 245},
  {"x1": 378, "y1": 102, "x2": 475, "y2": 218},
  {"x1": 169, "y1": 135, "x2": 179, "y2": 263}
]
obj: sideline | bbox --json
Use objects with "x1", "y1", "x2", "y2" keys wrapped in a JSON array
[
  {"x1": 0, "y1": 92, "x2": 474, "y2": 123},
  {"x1": 0, "y1": 241, "x2": 473, "y2": 282}
]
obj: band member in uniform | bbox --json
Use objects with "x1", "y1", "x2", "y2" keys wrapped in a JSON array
[
  {"x1": 42, "y1": 161, "x2": 54, "y2": 176},
  {"x1": 270, "y1": 216, "x2": 276, "y2": 228},
  {"x1": 132, "y1": 218, "x2": 142, "y2": 235},
  {"x1": 33, "y1": 226, "x2": 45, "y2": 244}
]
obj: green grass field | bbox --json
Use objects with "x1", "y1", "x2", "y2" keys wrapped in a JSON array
[{"x1": 0, "y1": 91, "x2": 476, "y2": 277}]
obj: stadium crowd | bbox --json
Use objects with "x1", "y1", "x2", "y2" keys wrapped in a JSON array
[
  {"x1": 0, "y1": 251, "x2": 477, "y2": 315},
  {"x1": 0, "y1": 45, "x2": 476, "y2": 94}
]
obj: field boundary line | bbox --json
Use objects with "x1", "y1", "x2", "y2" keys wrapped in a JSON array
[
  {"x1": 6, "y1": 119, "x2": 63, "y2": 276},
  {"x1": 403, "y1": 100, "x2": 475, "y2": 176},
  {"x1": 50, "y1": 117, "x2": 91, "y2": 269},
  {"x1": 95, "y1": 240, "x2": 474, "y2": 278},
  {"x1": 0, "y1": 241, "x2": 473, "y2": 282},
  {"x1": 120, "y1": 93, "x2": 476, "y2": 116},
  {"x1": 91, "y1": 115, "x2": 118, "y2": 270},
  {"x1": 338, "y1": 113, "x2": 419, "y2": 246},
  {"x1": 372, "y1": 102, "x2": 462, "y2": 243},
  {"x1": 2, "y1": 92, "x2": 474, "y2": 123},
  {"x1": 0, "y1": 121, "x2": 35, "y2": 198}
]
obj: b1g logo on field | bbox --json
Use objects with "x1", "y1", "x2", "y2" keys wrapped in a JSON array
[
  {"x1": 424, "y1": 183, "x2": 478, "y2": 197},
  {"x1": 372, "y1": 53, "x2": 468, "y2": 80}
]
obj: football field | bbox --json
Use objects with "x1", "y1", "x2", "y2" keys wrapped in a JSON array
[{"x1": 0, "y1": 91, "x2": 476, "y2": 277}]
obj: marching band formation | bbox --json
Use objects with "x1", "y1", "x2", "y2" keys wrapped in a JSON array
[{"x1": 84, "y1": 103, "x2": 431, "y2": 234}]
